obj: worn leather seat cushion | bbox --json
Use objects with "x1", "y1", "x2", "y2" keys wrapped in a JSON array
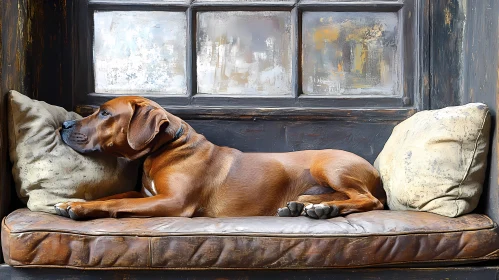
[{"x1": 3, "y1": 208, "x2": 499, "y2": 269}]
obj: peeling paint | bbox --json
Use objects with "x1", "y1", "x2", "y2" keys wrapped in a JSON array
[{"x1": 444, "y1": 7, "x2": 452, "y2": 26}]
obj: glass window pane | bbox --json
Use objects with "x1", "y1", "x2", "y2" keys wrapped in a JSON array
[
  {"x1": 93, "y1": 11, "x2": 187, "y2": 94},
  {"x1": 90, "y1": 0, "x2": 190, "y2": 3},
  {"x1": 302, "y1": 12, "x2": 399, "y2": 96},
  {"x1": 197, "y1": 11, "x2": 292, "y2": 95},
  {"x1": 195, "y1": 0, "x2": 295, "y2": 2},
  {"x1": 300, "y1": 0, "x2": 398, "y2": 2}
]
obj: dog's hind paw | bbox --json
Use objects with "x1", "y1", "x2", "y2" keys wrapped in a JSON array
[
  {"x1": 277, "y1": 201, "x2": 305, "y2": 217},
  {"x1": 304, "y1": 204, "x2": 339, "y2": 219}
]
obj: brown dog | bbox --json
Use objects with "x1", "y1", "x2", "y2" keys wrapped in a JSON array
[{"x1": 56, "y1": 96, "x2": 385, "y2": 220}]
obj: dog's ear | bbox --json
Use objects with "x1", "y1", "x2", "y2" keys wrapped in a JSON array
[{"x1": 127, "y1": 102, "x2": 169, "y2": 151}]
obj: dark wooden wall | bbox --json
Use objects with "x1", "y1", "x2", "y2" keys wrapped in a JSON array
[
  {"x1": 1, "y1": 0, "x2": 28, "y2": 263},
  {"x1": 0, "y1": 0, "x2": 73, "y2": 217},
  {"x1": 430, "y1": 0, "x2": 499, "y2": 222},
  {"x1": 188, "y1": 119, "x2": 399, "y2": 164},
  {"x1": 465, "y1": 0, "x2": 499, "y2": 224},
  {"x1": 0, "y1": 0, "x2": 73, "y2": 263},
  {"x1": 0, "y1": 0, "x2": 30, "y2": 234}
]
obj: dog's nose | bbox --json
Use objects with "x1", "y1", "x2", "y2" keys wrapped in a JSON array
[{"x1": 62, "y1": 120, "x2": 76, "y2": 129}]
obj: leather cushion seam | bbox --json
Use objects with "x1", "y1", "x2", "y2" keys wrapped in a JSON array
[{"x1": 4, "y1": 224, "x2": 495, "y2": 238}]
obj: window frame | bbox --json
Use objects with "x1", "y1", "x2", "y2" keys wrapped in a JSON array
[{"x1": 72, "y1": 0, "x2": 428, "y2": 120}]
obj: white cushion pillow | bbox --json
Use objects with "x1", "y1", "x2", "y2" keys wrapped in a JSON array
[
  {"x1": 374, "y1": 103, "x2": 491, "y2": 217},
  {"x1": 8, "y1": 90, "x2": 138, "y2": 214}
]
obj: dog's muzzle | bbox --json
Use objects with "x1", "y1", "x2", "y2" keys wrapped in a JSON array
[
  {"x1": 61, "y1": 120, "x2": 88, "y2": 144},
  {"x1": 62, "y1": 120, "x2": 76, "y2": 130}
]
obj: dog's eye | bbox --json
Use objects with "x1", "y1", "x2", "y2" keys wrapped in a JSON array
[{"x1": 99, "y1": 110, "x2": 111, "y2": 117}]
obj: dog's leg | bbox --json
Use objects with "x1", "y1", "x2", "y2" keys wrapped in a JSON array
[
  {"x1": 54, "y1": 192, "x2": 144, "y2": 217},
  {"x1": 303, "y1": 181, "x2": 383, "y2": 219},
  {"x1": 54, "y1": 195, "x2": 195, "y2": 220},
  {"x1": 296, "y1": 193, "x2": 349, "y2": 204},
  {"x1": 301, "y1": 166, "x2": 383, "y2": 219},
  {"x1": 94, "y1": 191, "x2": 143, "y2": 201}
]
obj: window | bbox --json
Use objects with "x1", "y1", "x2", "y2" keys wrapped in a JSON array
[{"x1": 74, "y1": 0, "x2": 426, "y2": 119}]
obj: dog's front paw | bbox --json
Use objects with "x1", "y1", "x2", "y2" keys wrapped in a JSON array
[
  {"x1": 54, "y1": 202, "x2": 81, "y2": 220},
  {"x1": 54, "y1": 202, "x2": 70, "y2": 217},
  {"x1": 304, "y1": 204, "x2": 339, "y2": 219},
  {"x1": 277, "y1": 201, "x2": 305, "y2": 217}
]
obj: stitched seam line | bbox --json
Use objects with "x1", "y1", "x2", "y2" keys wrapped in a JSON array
[
  {"x1": 5, "y1": 212, "x2": 496, "y2": 237},
  {"x1": 456, "y1": 108, "x2": 490, "y2": 216},
  {"x1": 6, "y1": 225, "x2": 496, "y2": 238},
  {"x1": 6, "y1": 225, "x2": 499, "y2": 240},
  {"x1": 8, "y1": 93, "x2": 18, "y2": 155},
  {"x1": 7, "y1": 255, "x2": 499, "y2": 270}
]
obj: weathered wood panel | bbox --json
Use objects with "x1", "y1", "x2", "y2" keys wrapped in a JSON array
[
  {"x1": 0, "y1": 0, "x2": 32, "y2": 264},
  {"x1": 461, "y1": 0, "x2": 499, "y2": 224},
  {"x1": 429, "y1": 0, "x2": 466, "y2": 109},
  {"x1": 0, "y1": 3, "x2": 75, "y2": 259},
  {"x1": 420, "y1": 0, "x2": 430, "y2": 110},
  {"x1": 76, "y1": 104, "x2": 415, "y2": 121},
  {"x1": 0, "y1": 0, "x2": 29, "y2": 240},
  {"x1": 186, "y1": 119, "x2": 396, "y2": 164},
  {"x1": 30, "y1": 0, "x2": 73, "y2": 110},
  {"x1": 429, "y1": 0, "x2": 499, "y2": 224}
]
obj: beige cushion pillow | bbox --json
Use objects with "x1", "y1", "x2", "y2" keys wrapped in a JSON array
[
  {"x1": 8, "y1": 90, "x2": 138, "y2": 214},
  {"x1": 374, "y1": 103, "x2": 491, "y2": 217}
]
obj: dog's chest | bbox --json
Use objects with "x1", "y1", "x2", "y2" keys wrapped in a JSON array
[{"x1": 141, "y1": 172, "x2": 158, "y2": 197}]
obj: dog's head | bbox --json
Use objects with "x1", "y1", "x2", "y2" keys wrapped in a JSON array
[{"x1": 61, "y1": 96, "x2": 181, "y2": 160}]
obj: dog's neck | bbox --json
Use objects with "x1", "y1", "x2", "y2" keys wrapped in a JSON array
[
  {"x1": 156, "y1": 124, "x2": 185, "y2": 150},
  {"x1": 148, "y1": 113, "x2": 187, "y2": 153},
  {"x1": 125, "y1": 113, "x2": 187, "y2": 160}
]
